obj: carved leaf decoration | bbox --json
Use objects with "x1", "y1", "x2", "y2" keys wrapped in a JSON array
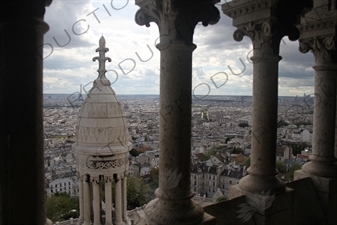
[
  {"x1": 236, "y1": 203, "x2": 256, "y2": 223},
  {"x1": 236, "y1": 189, "x2": 276, "y2": 223},
  {"x1": 163, "y1": 168, "x2": 182, "y2": 190}
]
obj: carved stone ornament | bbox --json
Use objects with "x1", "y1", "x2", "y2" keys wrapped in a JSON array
[
  {"x1": 85, "y1": 157, "x2": 129, "y2": 170},
  {"x1": 135, "y1": 0, "x2": 220, "y2": 42},
  {"x1": 299, "y1": 35, "x2": 336, "y2": 64},
  {"x1": 104, "y1": 176, "x2": 112, "y2": 183},
  {"x1": 92, "y1": 36, "x2": 111, "y2": 87},
  {"x1": 233, "y1": 21, "x2": 299, "y2": 55},
  {"x1": 90, "y1": 176, "x2": 100, "y2": 183}
]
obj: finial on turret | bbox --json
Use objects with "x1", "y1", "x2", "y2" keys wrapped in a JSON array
[
  {"x1": 99, "y1": 35, "x2": 105, "y2": 49},
  {"x1": 92, "y1": 36, "x2": 112, "y2": 86}
]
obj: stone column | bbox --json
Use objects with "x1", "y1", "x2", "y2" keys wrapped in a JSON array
[
  {"x1": 122, "y1": 175, "x2": 127, "y2": 222},
  {"x1": 335, "y1": 90, "x2": 337, "y2": 158},
  {"x1": 230, "y1": 25, "x2": 295, "y2": 195},
  {"x1": 0, "y1": 1, "x2": 50, "y2": 224},
  {"x1": 114, "y1": 174, "x2": 123, "y2": 225},
  {"x1": 299, "y1": 37, "x2": 337, "y2": 177},
  {"x1": 92, "y1": 176, "x2": 101, "y2": 225},
  {"x1": 293, "y1": 2, "x2": 337, "y2": 223},
  {"x1": 135, "y1": 0, "x2": 219, "y2": 224},
  {"x1": 105, "y1": 176, "x2": 113, "y2": 225},
  {"x1": 83, "y1": 175, "x2": 91, "y2": 225},
  {"x1": 78, "y1": 176, "x2": 84, "y2": 225},
  {"x1": 222, "y1": 0, "x2": 304, "y2": 196}
]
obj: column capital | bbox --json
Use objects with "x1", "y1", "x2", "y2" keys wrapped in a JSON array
[
  {"x1": 222, "y1": 0, "x2": 310, "y2": 56},
  {"x1": 233, "y1": 21, "x2": 299, "y2": 55},
  {"x1": 104, "y1": 176, "x2": 113, "y2": 183},
  {"x1": 299, "y1": 35, "x2": 337, "y2": 67},
  {"x1": 135, "y1": 0, "x2": 220, "y2": 44},
  {"x1": 298, "y1": 0, "x2": 337, "y2": 66},
  {"x1": 90, "y1": 176, "x2": 100, "y2": 184}
]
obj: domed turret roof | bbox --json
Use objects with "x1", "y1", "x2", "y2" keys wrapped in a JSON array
[{"x1": 74, "y1": 36, "x2": 131, "y2": 156}]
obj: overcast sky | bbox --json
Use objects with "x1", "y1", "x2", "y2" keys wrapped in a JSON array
[{"x1": 43, "y1": 0, "x2": 315, "y2": 96}]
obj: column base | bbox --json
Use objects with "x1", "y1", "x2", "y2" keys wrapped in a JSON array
[
  {"x1": 144, "y1": 198, "x2": 215, "y2": 225},
  {"x1": 301, "y1": 159, "x2": 337, "y2": 178},
  {"x1": 294, "y1": 169, "x2": 337, "y2": 224},
  {"x1": 229, "y1": 185, "x2": 294, "y2": 225},
  {"x1": 233, "y1": 174, "x2": 285, "y2": 195},
  {"x1": 83, "y1": 222, "x2": 91, "y2": 225}
]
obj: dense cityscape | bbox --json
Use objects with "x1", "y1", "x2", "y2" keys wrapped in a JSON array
[{"x1": 43, "y1": 92, "x2": 313, "y2": 222}]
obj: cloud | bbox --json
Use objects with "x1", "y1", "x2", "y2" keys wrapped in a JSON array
[{"x1": 42, "y1": 0, "x2": 315, "y2": 96}]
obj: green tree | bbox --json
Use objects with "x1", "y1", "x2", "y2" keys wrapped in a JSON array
[
  {"x1": 285, "y1": 164, "x2": 302, "y2": 181},
  {"x1": 291, "y1": 143, "x2": 309, "y2": 156},
  {"x1": 129, "y1": 148, "x2": 140, "y2": 157},
  {"x1": 110, "y1": 176, "x2": 149, "y2": 210},
  {"x1": 238, "y1": 122, "x2": 249, "y2": 128},
  {"x1": 200, "y1": 147, "x2": 217, "y2": 161},
  {"x1": 45, "y1": 192, "x2": 78, "y2": 222},
  {"x1": 243, "y1": 157, "x2": 251, "y2": 168},
  {"x1": 276, "y1": 161, "x2": 286, "y2": 173},
  {"x1": 232, "y1": 147, "x2": 244, "y2": 154},
  {"x1": 216, "y1": 195, "x2": 228, "y2": 203}
]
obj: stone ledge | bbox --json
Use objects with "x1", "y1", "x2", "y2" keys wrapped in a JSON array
[
  {"x1": 229, "y1": 185, "x2": 294, "y2": 215},
  {"x1": 286, "y1": 177, "x2": 326, "y2": 225},
  {"x1": 204, "y1": 195, "x2": 247, "y2": 225},
  {"x1": 199, "y1": 213, "x2": 216, "y2": 225},
  {"x1": 294, "y1": 169, "x2": 337, "y2": 194}
]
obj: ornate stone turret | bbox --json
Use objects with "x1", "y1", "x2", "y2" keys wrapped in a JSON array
[{"x1": 74, "y1": 36, "x2": 131, "y2": 225}]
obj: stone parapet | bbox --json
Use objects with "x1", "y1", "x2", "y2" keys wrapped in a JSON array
[
  {"x1": 294, "y1": 170, "x2": 337, "y2": 225},
  {"x1": 229, "y1": 185, "x2": 294, "y2": 225}
]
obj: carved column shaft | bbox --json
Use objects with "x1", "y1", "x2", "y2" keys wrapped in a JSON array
[
  {"x1": 229, "y1": 22, "x2": 295, "y2": 195},
  {"x1": 249, "y1": 52, "x2": 281, "y2": 180},
  {"x1": 115, "y1": 175, "x2": 123, "y2": 225},
  {"x1": 92, "y1": 177, "x2": 101, "y2": 225},
  {"x1": 0, "y1": 1, "x2": 49, "y2": 224},
  {"x1": 135, "y1": 0, "x2": 220, "y2": 224},
  {"x1": 105, "y1": 176, "x2": 113, "y2": 225},
  {"x1": 312, "y1": 67, "x2": 336, "y2": 158},
  {"x1": 299, "y1": 37, "x2": 337, "y2": 177},
  {"x1": 158, "y1": 41, "x2": 195, "y2": 197},
  {"x1": 78, "y1": 176, "x2": 84, "y2": 224},
  {"x1": 83, "y1": 176, "x2": 91, "y2": 225},
  {"x1": 122, "y1": 176, "x2": 127, "y2": 221}
]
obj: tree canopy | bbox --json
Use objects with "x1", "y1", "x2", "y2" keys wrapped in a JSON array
[
  {"x1": 199, "y1": 148, "x2": 217, "y2": 161},
  {"x1": 216, "y1": 195, "x2": 228, "y2": 203},
  {"x1": 45, "y1": 192, "x2": 78, "y2": 222},
  {"x1": 285, "y1": 164, "x2": 302, "y2": 181},
  {"x1": 276, "y1": 161, "x2": 286, "y2": 173},
  {"x1": 238, "y1": 122, "x2": 249, "y2": 128},
  {"x1": 243, "y1": 157, "x2": 251, "y2": 167},
  {"x1": 232, "y1": 147, "x2": 244, "y2": 154},
  {"x1": 109, "y1": 176, "x2": 149, "y2": 210}
]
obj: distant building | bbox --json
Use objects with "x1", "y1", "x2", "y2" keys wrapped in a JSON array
[
  {"x1": 46, "y1": 174, "x2": 78, "y2": 197},
  {"x1": 219, "y1": 166, "x2": 245, "y2": 197}
]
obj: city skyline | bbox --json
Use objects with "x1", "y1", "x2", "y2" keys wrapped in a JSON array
[{"x1": 43, "y1": 0, "x2": 315, "y2": 96}]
